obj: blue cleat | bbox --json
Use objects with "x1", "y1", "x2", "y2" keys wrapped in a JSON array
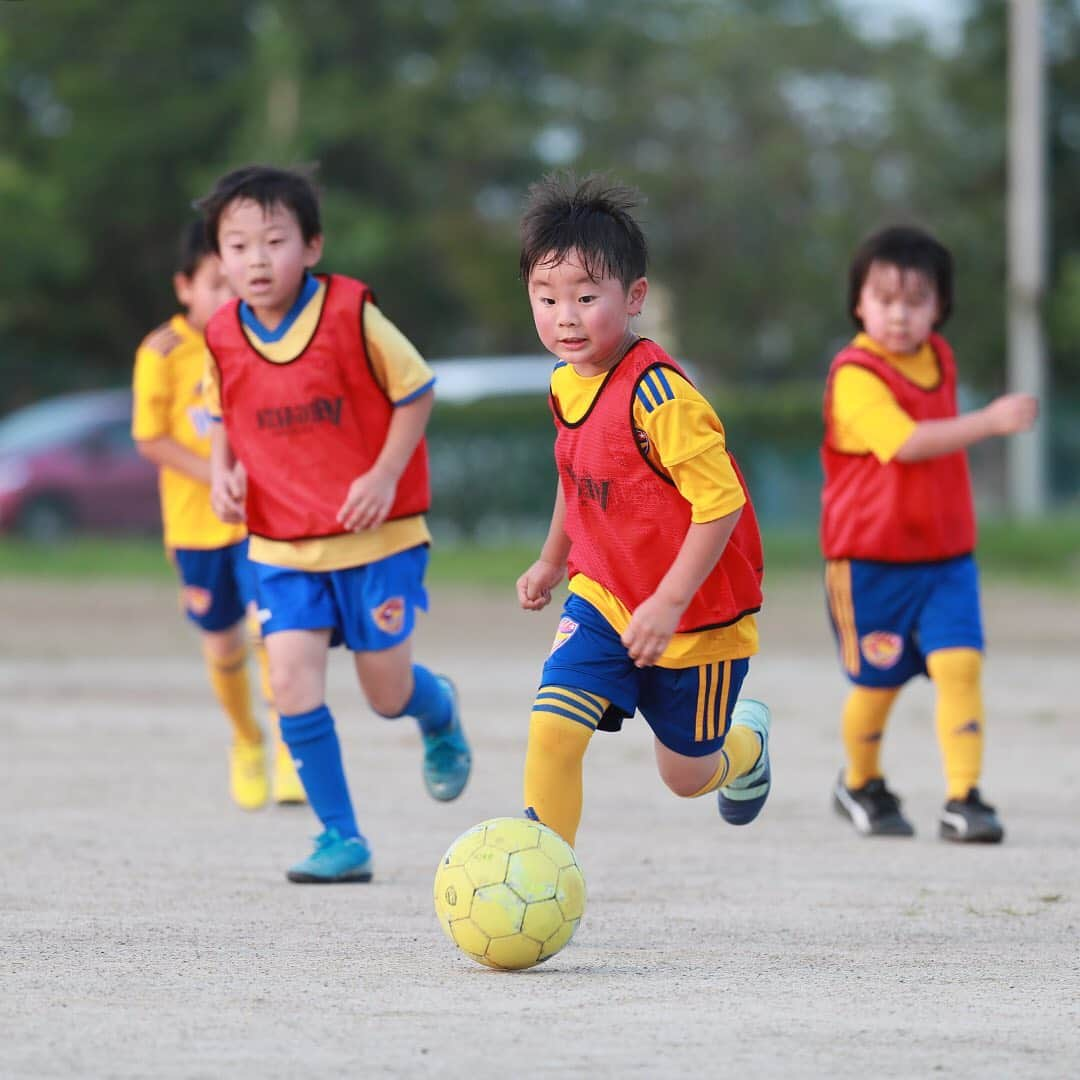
[
  {"x1": 286, "y1": 828, "x2": 373, "y2": 883},
  {"x1": 422, "y1": 677, "x2": 472, "y2": 801},
  {"x1": 717, "y1": 699, "x2": 772, "y2": 826}
]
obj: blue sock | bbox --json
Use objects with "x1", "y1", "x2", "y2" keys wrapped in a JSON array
[
  {"x1": 403, "y1": 664, "x2": 452, "y2": 735},
  {"x1": 278, "y1": 705, "x2": 360, "y2": 839}
]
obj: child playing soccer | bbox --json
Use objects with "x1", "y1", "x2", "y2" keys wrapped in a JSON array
[
  {"x1": 515, "y1": 174, "x2": 772, "y2": 848},
  {"x1": 132, "y1": 221, "x2": 304, "y2": 810},
  {"x1": 823, "y1": 225, "x2": 1038, "y2": 843},
  {"x1": 198, "y1": 164, "x2": 471, "y2": 883}
]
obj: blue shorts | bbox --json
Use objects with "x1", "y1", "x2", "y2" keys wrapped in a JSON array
[
  {"x1": 539, "y1": 595, "x2": 751, "y2": 757},
  {"x1": 825, "y1": 555, "x2": 984, "y2": 688},
  {"x1": 252, "y1": 544, "x2": 429, "y2": 652},
  {"x1": 173, "y1": 539, "x2": 257, "y2": 632}
]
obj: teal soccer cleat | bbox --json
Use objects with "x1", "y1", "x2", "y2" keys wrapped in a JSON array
[
  {"x1": 286, "y1": 828, "x2": 373, "y2": 884},
  {"x1": 717, "y1": 699, "x2": 772, "y2": 826},
  {"x1": 422, "y1": 677, "x2": 472, "y2": 801}
]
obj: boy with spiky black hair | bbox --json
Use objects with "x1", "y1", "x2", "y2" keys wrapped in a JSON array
[{"x1": 515, "y1": 173, "x2": 772, "y2": 847}]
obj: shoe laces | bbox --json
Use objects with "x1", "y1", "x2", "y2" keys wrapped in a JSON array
[
  {"x1": 863, "y1": 778, "x2": 902, "y2": 814},
  {"x1": 425, "y1": 725, "x2": 467, "y2": 767},
  {"x1": 957, "y1": 787, "x2": 996, "y2": 813}
]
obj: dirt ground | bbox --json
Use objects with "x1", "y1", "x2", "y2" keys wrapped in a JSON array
[{"x1": 1, "y1": 574, "x2": 1077, "y2": 1079}]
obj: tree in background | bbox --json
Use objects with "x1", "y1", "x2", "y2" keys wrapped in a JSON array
[{"x1": 0, "y1": 0, "x2": 1077, "y2": 410}]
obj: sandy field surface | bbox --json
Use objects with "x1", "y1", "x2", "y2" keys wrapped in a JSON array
[{"x1": 1, "y1": 575, "x2": 1077, "y2": 1079}]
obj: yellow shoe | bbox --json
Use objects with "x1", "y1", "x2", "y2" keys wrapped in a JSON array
[
  {"x1": 229, "y1": 741, "x2": 269, "y2": 810},
  {"x1": 272, "y1": 743, "x2": 307, "y2": 805}
]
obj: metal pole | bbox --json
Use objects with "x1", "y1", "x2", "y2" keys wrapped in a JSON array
[{"x1": 1006, "y1": 0, "x2": 1048, "y2": 516}]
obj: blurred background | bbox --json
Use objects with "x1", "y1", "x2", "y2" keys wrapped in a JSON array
[{"x1": 0, "y1": 0, "x2": 1077, "y2": 577}]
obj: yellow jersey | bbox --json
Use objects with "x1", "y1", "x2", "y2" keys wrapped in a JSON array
[
  {"x1": 830, "y1": 332, "x2": 939, "y2": 463},
  {"x1": 131, "y1": 315, "x2": 246, "y2": 550},
  {"x1": 551, "y1": 360, "x2": 758, "y2": 667}
]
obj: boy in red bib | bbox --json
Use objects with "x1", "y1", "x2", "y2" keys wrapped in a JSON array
[
  {"x1": 823, "y1": 225, "x2": 1038, "y2": 842},
  {"x1": 199, "y1": 166, "x2": 470, "y2": 882},
  {"x1": 515, "y1": 175, "x2": 772, "y2": 848}
]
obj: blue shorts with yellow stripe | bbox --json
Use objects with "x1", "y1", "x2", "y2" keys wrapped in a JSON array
[
  {"x1": 538, "y1": 595, "x2": 750, "y2": 757},
  {"x1": 825, "y1": 555, "x2": 984, "y2": 688},
  {"x1": 173, "y1": 539, "x2": 258, "y2": 632},
  {"x1": 252, "y1": 544, "x2": 429, "y2": 651}
]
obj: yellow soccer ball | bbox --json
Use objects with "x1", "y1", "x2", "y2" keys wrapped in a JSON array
[{"x1": 433, "y1": 816, "x2": 586, "y2": 970}]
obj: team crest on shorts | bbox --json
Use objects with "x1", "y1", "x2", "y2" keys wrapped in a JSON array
[
  {"x1": 860, "y1": 631, "x2": 903, "y2": 669},
  {"x1": 549, "y1": 616, "x2": 579, "y2": 655},
  {"x1": 182, "y1": 586, "x2": 213, "y2": 616},
  {"x1": 634, "y1": 427, "x2": 651, "y2": 456},
  {"x1": 372, "y1": 596, "x2": 405, "y2": 635}
]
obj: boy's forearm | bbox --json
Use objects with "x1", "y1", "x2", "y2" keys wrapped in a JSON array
[
  {"x1": 209, "y1": 422, "x2": 235, "y2": 480},
  {"x1": 653, "y1": 508, "x2": 742, "y2": 609},
  {"x1": 895, "y1": 412, "x2": 992, "y2": 463},
  {"x1": 136, "y1": 436, "x2": 211, "y2": 484},
  {"x1": 372, "y1": 391, "x2": 434, "y2": 480}
]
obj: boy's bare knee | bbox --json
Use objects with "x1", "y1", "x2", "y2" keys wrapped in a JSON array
[
  {"x1": 367, "y1": 685, "x2": 410, "y2": 719},
  {"x1": 654, "y1": 744, "x2": 720, "y2": 798},
  {"x1": 664, "y1": 773, "x2": 710, "y2": 798},
  {"x1": 354, "y1": 644, "x2": 413, "y2": 718},
  {"x1": 201, "y1": 624, "x2": 244, "y2": 663},
  {"x1": 269, "y1": 664, "x2": 320, "y2": 715}
]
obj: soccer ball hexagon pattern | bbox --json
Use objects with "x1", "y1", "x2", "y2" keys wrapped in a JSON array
[{"x1": 433, "y1": 817, "x2": 586, "y2": 970}]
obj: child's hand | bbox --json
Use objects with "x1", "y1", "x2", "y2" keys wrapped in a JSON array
[
  {"x1": 983, "y1": 393, "x2": 1039, "y2": 436},
  {"x1": 211, "y1": 462, "x2": 246, "y2": 523},
  {"x1": 517, "y1": 559, "x2": 565, "y2": 612},
  {"x1": 338, "y1": 466, "x2": 397, "y2": 531},
  {"x1": 621, "y1": 592, "x2": 684, "y2": 668}
]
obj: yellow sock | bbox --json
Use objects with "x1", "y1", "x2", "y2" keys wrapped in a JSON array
[
  {"x1": 204, "y1": 643, "x2": 262, "y2": 746},
  {"x1": 522, "y1": 686, "x2": 604, "y2": 847},
  {"x1": 842, "y1": 686, "x2": 900, "y2": 789},
  {"x1": 248, "y1": 617, "x2": 282, "y2": 747},
  {"x1": 927, "y1": 647, "x2": 984, "y2": 800},
  {"x1": 686, "y1": 723, "x2": 763, "y2": 797}
]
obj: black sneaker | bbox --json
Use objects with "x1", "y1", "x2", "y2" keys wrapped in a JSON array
[
  {"x1": 939, "y1": 788, "x2": 1004, "y2": 844},
  {"x1": 833, "y1": 771, "x2": 915, "y2": 837}
]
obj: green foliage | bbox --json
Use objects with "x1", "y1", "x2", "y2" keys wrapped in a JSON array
[
  {"x1": 751, "y1": 517, "x2": 1080, "y2": 586},
  {"x1": 3, "y1": 0, "x2": 1079, "y2": 414},
  {"x1": 0, "y1": 534, "x2": 541, "y2": 585},
  {"x1": 0, "y1": 537, "x2": 173, "y2": 579},
  {"x1": 2, "y1": 517, "x2": 1076, "y2": 586}
]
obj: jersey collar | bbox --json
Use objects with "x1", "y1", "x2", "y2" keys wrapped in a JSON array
[{"x1": 239, "y1": 272, "x2": 320, "y2": 344}]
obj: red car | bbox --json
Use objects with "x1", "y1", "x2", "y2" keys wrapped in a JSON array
[{"x1": 0, "y1": 388, "x2": 160, "y2": 541}]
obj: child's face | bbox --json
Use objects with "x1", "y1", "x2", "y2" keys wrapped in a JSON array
[
  {"x1": 856, "y1": 261, "x2": 940, "y2": 355},
  {"x1": 173, "y1": 254, "x2": 234, "y2": 333},
  {"x1": 527, "y1": 249, "x2": 647, "y2": 375},
  {"x1": 216, "y1": 198, "x2": 323, "y2": 326}
]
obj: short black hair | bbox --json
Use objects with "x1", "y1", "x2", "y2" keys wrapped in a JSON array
[
  {"x1": 848, "y1": 225, "x2": 953, "y2": 328},
  {"x1": 195, "y1": 164, "x2": 321, "y2": 253},
  {"x1": 519, "y1": 172, "x2": 648, "y2": 289},
  {"x1": 175, "y1": 219, "x2": 214, "y2": 278}
]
